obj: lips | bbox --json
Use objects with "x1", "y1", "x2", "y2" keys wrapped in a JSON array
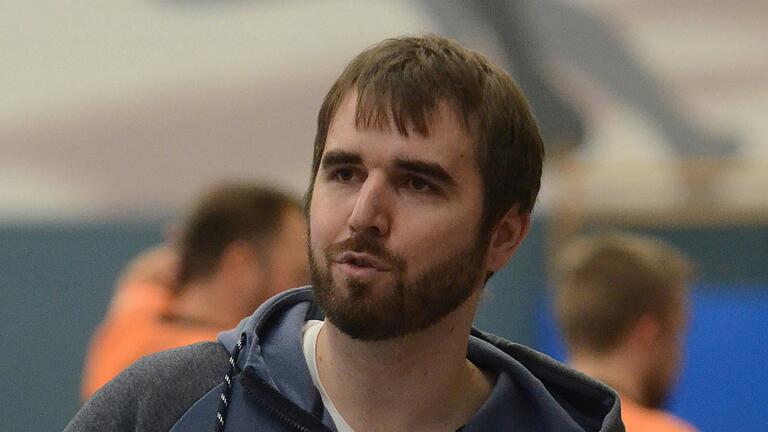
[{"x1": 334, "y1": 251, "x2": 391, "y2": 271}]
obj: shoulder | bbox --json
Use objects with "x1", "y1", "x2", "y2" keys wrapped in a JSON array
[
  {"x1": 65, "y1": 341, "x2": 229, "y2": 432},
  {"x1": 468, "y1": 329, "x2": 623, "y2": 431},
  {"x1": 621, "y1": 397, "x2": 696, "y2": 432}
]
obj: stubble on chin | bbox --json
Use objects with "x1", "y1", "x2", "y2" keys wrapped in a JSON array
[{"x1": 308, "y1": 232, "x2": 488, "y2": 341}]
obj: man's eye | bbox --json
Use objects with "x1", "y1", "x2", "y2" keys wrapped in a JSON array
[
  {"x1": 407, "y1": 176, "x2": 431, "y2": 192},
  {"x1": 334, "y1": 169, "x2": 354, "y2": 182}
]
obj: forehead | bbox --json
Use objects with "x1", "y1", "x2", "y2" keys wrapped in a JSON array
[{"x1": 324, "y1": 92, "x2": 478, "y2": 173}]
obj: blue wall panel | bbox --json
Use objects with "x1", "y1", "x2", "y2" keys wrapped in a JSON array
[
  {"x1": 2, "y1": 219, "x2": 767, "y2": 430},
  {"x1": 0, "y1": 223, "x2": 165, "y2": 431},
  {"x1": 535, "y1": 284, "x2": 768, "y2": 431}
]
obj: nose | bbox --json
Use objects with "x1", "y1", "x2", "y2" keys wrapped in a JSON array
[{"x1": 348, "y1": 174, "x2": 391, "y2": 236}]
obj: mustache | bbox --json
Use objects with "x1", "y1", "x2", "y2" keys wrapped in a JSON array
[{"x1": 325, "y1": 232, "x2": 404, "y2": 270}]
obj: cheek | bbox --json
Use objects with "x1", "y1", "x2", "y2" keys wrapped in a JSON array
[
  {"x1": 281, "y1": 254, "x2": 309, "y2": 289},
  {"x1": 310, "y1": 180, "x2": 362, "y2": 235},
  {"x1": 655, "y1": 337, "x2": 681, "y2": 384},
  {"x1": 309, "y1": 199, "x2": 342, "y2": 254},
  {"x1": 411, "y1": 206, "x2": 477, "y2": 243},
  {"x1": 393, "y1": 212, "x2": 477, "y2": 266}
]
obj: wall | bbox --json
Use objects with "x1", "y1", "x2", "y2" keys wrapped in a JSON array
[
  {"x1": 534, "y1": 224, "x2": 768, "y2": 431},
  {"x1": 0, "y1": 221, "x2": 166, "y2": 431}
]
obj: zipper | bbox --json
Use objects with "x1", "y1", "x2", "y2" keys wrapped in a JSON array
[
  {"x1": 240, "y1": 367, "x2": 333, "y2": 432},
  {"x1": 250, "y1": 391, "x2": 313, "y2": 432}
]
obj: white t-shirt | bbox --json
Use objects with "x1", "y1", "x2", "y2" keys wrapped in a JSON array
[{"x1": 301, "y1": 320, "x2": 356, "y2": 432}]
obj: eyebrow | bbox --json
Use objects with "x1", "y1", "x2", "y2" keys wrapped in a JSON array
[
  {"x1": 395, "y1": 158, "x2": 456, "y2": 186},
  {"x1": 320, "y1": 150, "x2": 456, "y2": 187},
  {"x1": 320, "y1": 151, "x2": 362, "y2": 169}
]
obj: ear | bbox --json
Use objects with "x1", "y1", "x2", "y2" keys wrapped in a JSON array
[
  {"x1": 485, "y1": 208, "x2": 531, "y2": 272},
  {"x1": 626, "y1": 313, "x2": 663, "y2": 350},
  {"x1": 217, "y1": 241, "x2": 262, "y2": 285}
]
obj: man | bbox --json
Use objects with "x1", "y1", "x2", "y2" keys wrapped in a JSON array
[
  {"x1": 80, "y1": 182, "x2": 308, "y2": 399},
  {"x1": 555, "y1": 232, "x2": 696, "y2": 431},
  {"x1": 67, "y1": 35, "x2": 622, "y2": 431}
]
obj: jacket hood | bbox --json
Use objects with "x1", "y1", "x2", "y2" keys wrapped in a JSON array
[
  {"x1": 466, "y1": 329, "x2": 622, "y2": 430},
  {"x1": 218, "y1": 287, "x2": 623, "y2": 431}
]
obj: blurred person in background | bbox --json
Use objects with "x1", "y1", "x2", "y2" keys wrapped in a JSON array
[
  {"x1": 555, "y1": 232, "x2": 696, "y2": 432},
  {"x1": 67, "y1": 34, "x2": 623, "y2": 432},
  {"x1": 80, "y1": 182, "x2": 308, "y2": 399}
]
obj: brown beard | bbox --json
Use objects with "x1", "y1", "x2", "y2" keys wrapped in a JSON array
[{"x1": 309, "y1": 230, "x2": 489, "y2": 340}]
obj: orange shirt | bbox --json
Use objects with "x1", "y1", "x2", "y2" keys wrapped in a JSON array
[
  {"x1": 620, "y1": 395, "x2": 697, "y2": 432},
  {"x1": 80, "y1": 281, "x2": 222, "y2": 400}
]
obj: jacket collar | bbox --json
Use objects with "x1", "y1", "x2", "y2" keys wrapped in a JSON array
[{"x1": 218, "y1": 287, "x2": 623, "y2": 431}]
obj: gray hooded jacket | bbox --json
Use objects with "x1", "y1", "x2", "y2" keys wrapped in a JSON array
[{"x1": 66, "y1": 287, "x2": 623, "y2": 431}]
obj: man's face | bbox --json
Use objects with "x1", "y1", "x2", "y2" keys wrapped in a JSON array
[
  {"x1": 641, "y1": 294, "x2": 688, "y2": 408},
  {"x1": 267, "y1": 207, "x2": 310, "y2": 293},
  {"x1": 246, "y1": 207, "x2": 310, "y2": 309},
  {"x1": 308, "y1": 93, "x2": 490, "y2": 340}
]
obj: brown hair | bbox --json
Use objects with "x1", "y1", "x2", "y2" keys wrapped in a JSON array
[
  {"x1": 554, "y1": 232, "x2": 694, "y2": 354},
  {"x1": 306, "y1": 34, "x2": 544, "y2": 235},
  {"x1": 177, "y1": 182, "x2": 300, "y2": 288}
]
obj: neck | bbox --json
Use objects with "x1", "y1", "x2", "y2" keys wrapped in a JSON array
[
  {"x1": 316, "y1": 288, "x2": 494, "y2": 432},
  {"x1": 570, "y1": 350, "x2": 645, "y2": 405},
  {"x1": 168, "y1": 278, "x2": 244, "y2": 328}
]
